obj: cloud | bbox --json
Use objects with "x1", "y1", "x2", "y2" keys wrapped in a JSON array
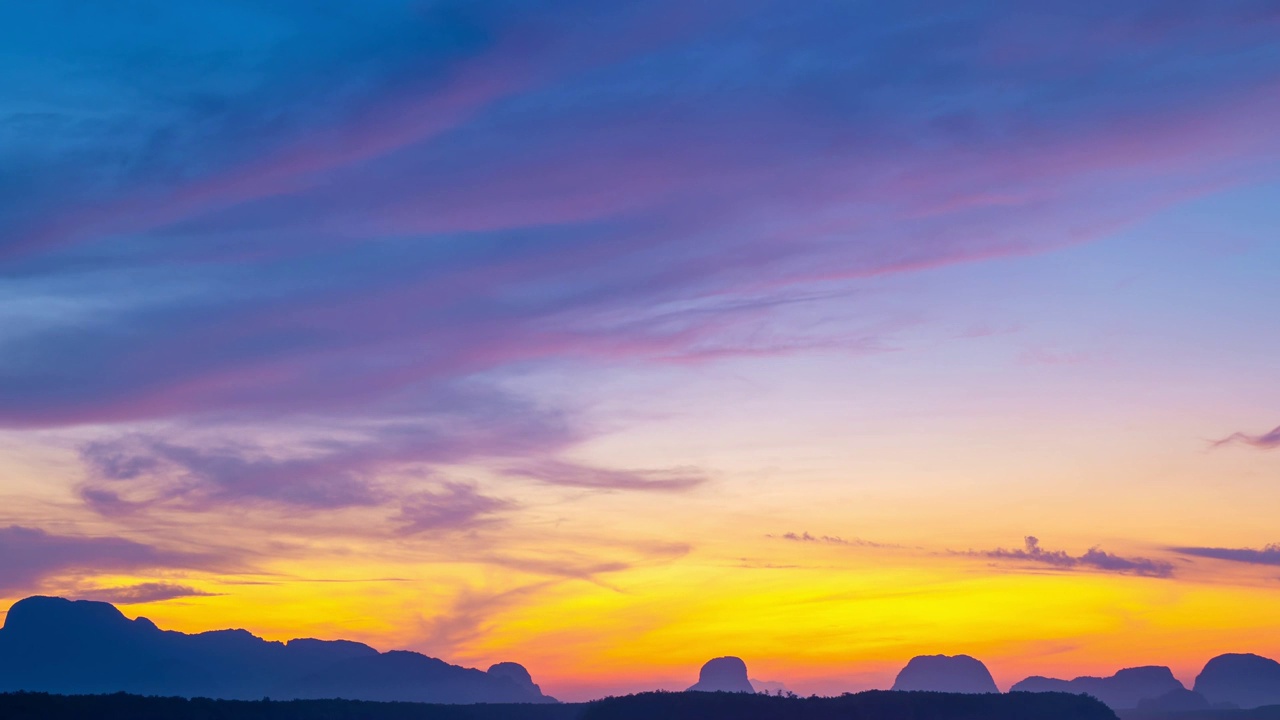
[
  {"x1": 2, "y1": 0, "x2": 1278, "y2": 436},
  {"x1": 73, "y1": 386, "x2": 577, "y2": 513},
  {"x1": 416, "y1": 582, "x2": 554, "y2": 658},
  {"x1": 80, "y1": 435, "x2": 386, "y2": 511},
  {"x1": 409, "y1": 538, "x2": 696, "y2": 650},
  {"x1": 1172, "y1": 544, "x2": 1280, "y2": 566},
  {"x1": 970, "y1": 536, "x2": 1174, "y2": 578},
  {"x1": 2, "y1": 1, "x2": 1280, "y2": 598},
  {"x1": 503, "y1": 460, "x2": 707, "y2": 492},
  {"x1": 73, "y1": 582, "x2": 220, "y2": 605},
  {"x1": 1211, "y1": 425, "x2": 1280, "y2": 450},
  {"x1": 78, "y1": 414, "x2": 707, "y2": 518},
  {"x1": 396, "y1": 482, "x2": 515, "y2": 535},
  {"x1": 769, "y1": 531, "x2": 894, "y2": 548},
  {"x1": 0, "y1": 525, "x2": 233, "y2": 594}
]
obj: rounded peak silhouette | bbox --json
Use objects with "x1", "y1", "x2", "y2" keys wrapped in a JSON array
[
  {"x1": 3, "y1": 596, "x2": 129, "y2": 634},
  {"x1": 488, "y1": 662, "x2": 534, "y2": 686},
  {"x1": 892, "y1": 654, "x2": 998, "y2": 694},
  {"x1": 1195, "y1": 653, "x2": 1280, "y2": 709},
  {"x1": 688, "y1": 656, "x2": 755, "y2": 693}
]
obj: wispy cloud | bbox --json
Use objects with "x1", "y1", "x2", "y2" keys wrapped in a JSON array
[
  {"x1": 73, "y1": 582, "x2": 220, "y2": 605},
  {"x1": 80, "y1": 434, "x2": 387, "y2": 512},
  {"x1": 0, "y1": 0, "x2": 1278, "y2": 634},
  {"x1": 1172, "y1": 544, "x2": 1280, "y2": 566},
  {"x1": 0, "y1": 525, "x2": 237, "y2": 594},
  {"x1": 395, "y1": 482, "x2": 515, "y2": 535},
  {"x1": 504, "y1": 460, "x2": 707, "y2": 492},
  {"x1": 415, "y1": 582, "x2": 555, "y2": 658},
  {"x1": 768, "y1": 531, "x2": 895, "y2": 548},
  {"x1": 965, "y1": 536, "x2": 1174, "y2": 578},
  {"x1": 2, "y1": 0, "x2": 1277, "y2": 436},
  {"x1": 1211, "y1": 425, "x2": 1280, "y2": 450}
]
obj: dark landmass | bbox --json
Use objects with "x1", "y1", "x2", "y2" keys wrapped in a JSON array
[
  {"x1": 1136, "y1": 688, "x2": 1212, "y2": 713},
  {"x1": 0, "y1": 596, "x2": 553, "y2": 704},
  {"x1": 0, "y1": 693, "x2": 579, "y2": 720},
  {"x1": 581, "y1": 690, "x2": 1117, "y2": 720},
  {"x1": 890, "y1": 654, "x2": 1000, "y2": 694},
  {"x1": 1011, "y1": 666, "x2": 1187, "y2": 709},
  {"x1": 1195, "y1": 654, "x2": 1280, "y2": 709},
  {"x1": 1121, "y1": 705, "x2": 1280, "y2": 720},
  {"x1": 687, "y1": 656, "x2": 755, "y2": 693},
  {"x1": 0, "y1": 690, "x2": 1119, "y2": 720}
]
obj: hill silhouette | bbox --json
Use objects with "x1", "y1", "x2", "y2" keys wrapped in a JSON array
[
  {"x1": 1011, "y1": 666, "x2": 1186, "y2": 709},
  {"x1": 1134, "y1": 688, "x2": 1212, "y2": 713},
  {"x1": 687, "y1": 657, "x2": 755, "y2": 693},
  {"x1": 890, "y1": 654, "x2": 999, "y2": 693},
  {"x1": 1194, "y1": 654, "x2": 1280, "y2": 710},
  {"x1": 0, "y1": 596, "x2": 554, "y2": 703},
  {"x1": 0, "y1": 690, "x2": 1119, "y2": 720}
]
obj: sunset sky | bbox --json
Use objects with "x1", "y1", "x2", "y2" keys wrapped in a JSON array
[{"x1": 2, "y1": 0, "x2": 1280, "y2": 702}]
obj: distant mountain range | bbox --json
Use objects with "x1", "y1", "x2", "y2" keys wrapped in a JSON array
[
  {"x1": 3, "y1": 595, "x2": 1279, "y2": 711},
  {"x1": 900, "y1": 653, "x2": 1280, "y2": 711},
  {"x1": 0, "y1": 596, "x2": 555, "y2": 703},
  {"x1": 1012, "y1": 666, "x2": 1190, "y2": 710}
]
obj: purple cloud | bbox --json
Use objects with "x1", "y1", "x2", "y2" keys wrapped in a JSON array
[
  {"x1": 396, "y1": 483, "x2": 516, "y2": 535},
  {"x1": 76, "y1": 399, "x2": 703, "y2": 521},
  {"x1": 0, "y1": 526, "x2": 234, "y2": 594},
  {"x1": 503, "y1": 460, "x2": 707, "y2": 492},
  {"x1": 80, "y1": 435, "x2": 389, "y2": 512},
  {"x1": 1211, "y1": 425, "x2": 1280, "y2": 450},
  {"x1": 770, "y1": 531, "x2": 894, "y2": 548},
  {"x1": 2, "y1": 0, "x2": 1279, "y2": 561},
  {"x1": 972, "y1": 536, "x2": 1174, "y2": 578},
  {"x1": 1172, "y1": 544, "x2": 1280, "y2": 566},
  {"x1": 74, "y1": 582, "x2": 220, "y2": 605},
  {"x1": 3, "y1": 0, "x2": 1278, "y2": 437}
]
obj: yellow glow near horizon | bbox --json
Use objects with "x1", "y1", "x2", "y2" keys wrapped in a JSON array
[{"x1": 10, "y1": 536, "x2": 1278, "y2": 702}]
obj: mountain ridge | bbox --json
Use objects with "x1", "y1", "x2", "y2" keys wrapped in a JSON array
[
  {"x1": 0, "y1": 596, "x2": 555, "y2": 704},
  {"x1": 1010, "y1": 666, "x2": 1187, "y2": 710}
]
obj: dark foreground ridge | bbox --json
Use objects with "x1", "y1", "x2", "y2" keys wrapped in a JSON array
[
  {"x1": 580, "y1": 690, "x2": 1118, "y2": 720},
  {"x1": 1123, "y1": 707, "x2": 1280, "y2": 720},
  {"x1": 0, "y1": 690, "x2": 1119, "y2": 720},
  {"x1": 0, "y1": 596, "x2": 554, "y2": 704}
]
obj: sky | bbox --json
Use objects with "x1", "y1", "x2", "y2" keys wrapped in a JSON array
[{"x1": 2, "y1": 0, "x2": 1279, "y2": 702}]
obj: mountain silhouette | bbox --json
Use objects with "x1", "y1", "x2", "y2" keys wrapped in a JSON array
[
  {"x1": 0, "y1": 596, "x2": 555, "y2": 703},
  {"x1": 891, "y1": 654, "x2": 998, "y2": 694},
  {"x1": 490, "y1": 661, "x2": 549, "y2": 696},
  {"x1": 687, "y1": 656, "x2": 755, "y2": 693},
  {"x1": 1134, "y1": 687, "x2": 1212, "y2": 713},
  {"x1": 1194, "y1": 653, "x2": 1280, "y2": 709},
  {"x1": 1011, "y1": 666, "x2": 1185, "y2": 709}
]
